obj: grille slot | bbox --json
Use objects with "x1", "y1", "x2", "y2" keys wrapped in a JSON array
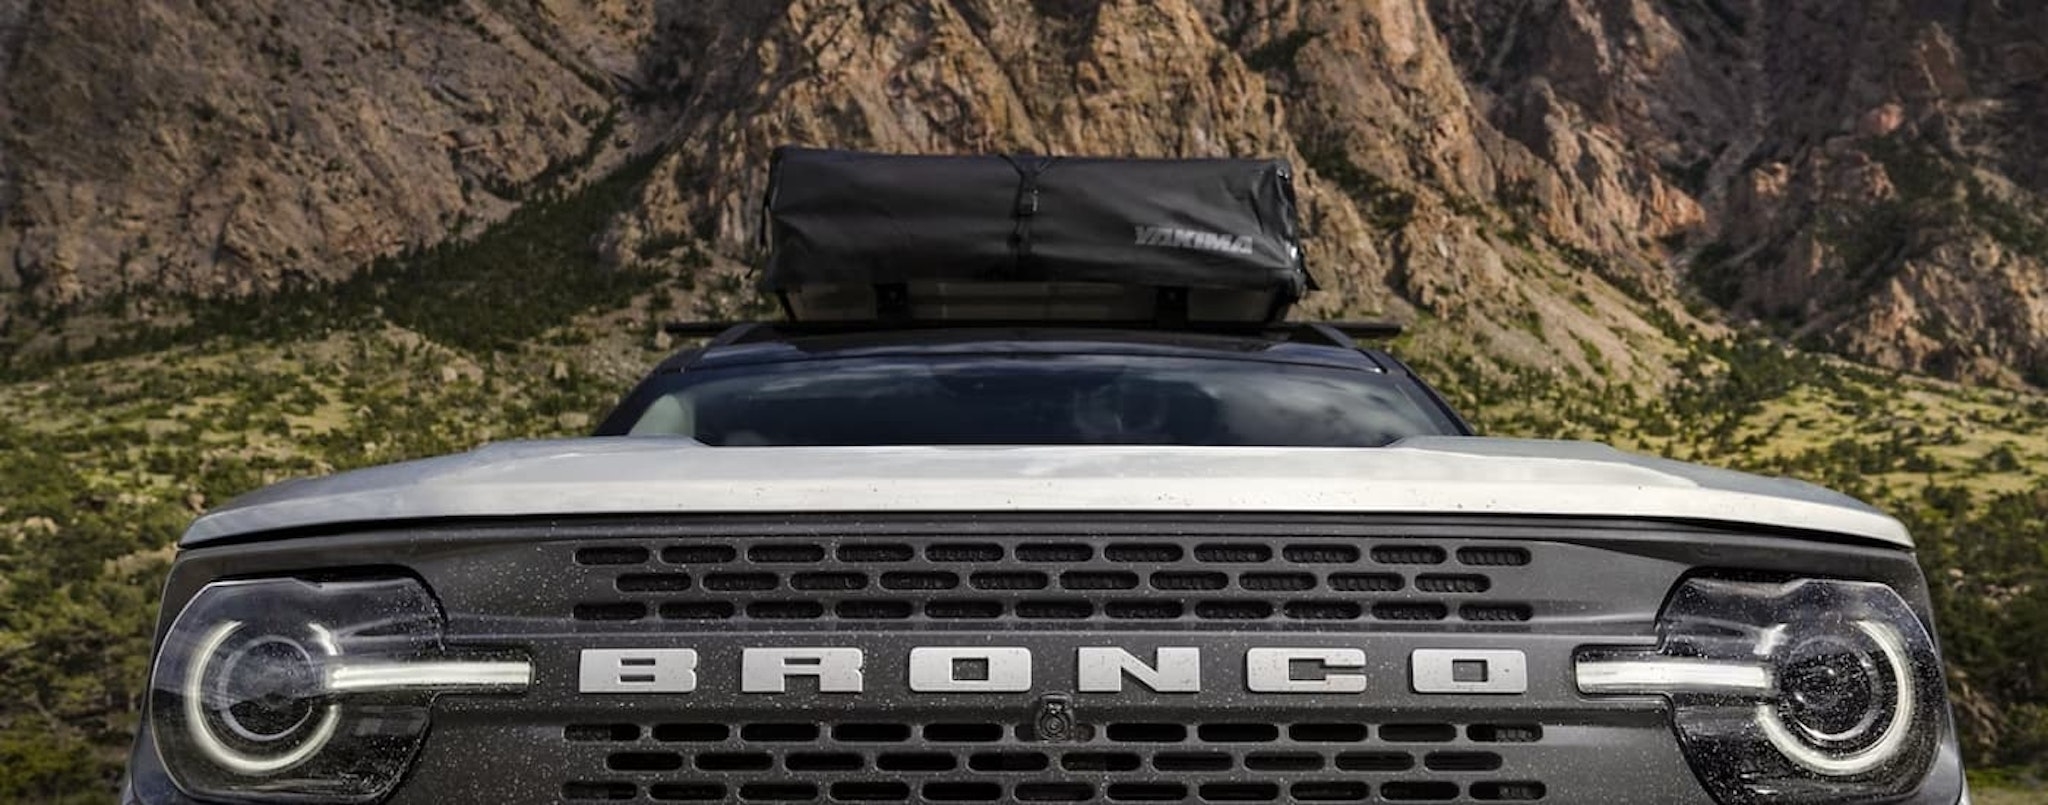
[
  {"x1": 838, "y1": 599, "x2": 914, "y2": 619},
  {"x1": 1373, "y1": 602, "x2": 1449, "y2": 621},
  {"x1": 838, "y1": 543, "x2": 914, "y2": 562},
  {"x1": 1019, "y1": 599, "x2": 1093, "y2": 619},
  {"x1": 606, "y1": 751, "x2": 681, "y2": 771},
  {"x1": 1291, "y1": 723, "x2": 1368, "y2": 742},
  {"x1": 1151, "y1": 571, "x2": 1227, "y2": 591},
  {"x1": 749, "y1": 544, "x2": 826, "y2": 563},
  {"x1": 924, "y1": 782, "x2": 1001, "y2": 801},
  {"x1": 704, "y1": 572, "x2": 776, "y2": 592},
  {"x1": 836, "y1": 723, "x2": 912, "y2": 743},
  {"x1": 1292, "y1": 781, "x2": 1371, "y2": 801},
  {"x1": 649, "y1": 782, "x2": 724, "y2": 801},
  {"x1": 1105, "y1": 600, "x2": 1182, "y2": 619},
  {"x1": 739, "y1": 782, "x2": 815, "y2": 801},
  {"x1": 1471, "y1": 781, "x2": 1547, "y2": 800},
  {"x1": 1458, "y1": 546, "x2": 1532, "y2": 566},
  {"x1": 792, "y1": 571, "x2": 867, "y2": 591},
  {"x1": 658, "y1": 600, "x2": 733, "y2": 620},
  {"x1": 616, "y1": 573, "x2": 691, "y2": 593},
  {"x1": 1064, "y1": 752, "x2": 1140, "y2": 771},
  {"x1": 661, "y1": 545, "x2": 735, "y2": 565},
  {"x1": 969, "y1": 751, "x2": 1050, "y2": 771},
  {"x1": 1329, "y1": 573, "x2": 1403, "y2": 592},
  {"x1": 786, "y1": 752, "x2": 860, "y2": 771},
  {"x1": 1381, "y1": 781, "x2": 1460, "y2": 800},
  {"x1": 1245, "y1": 751, "x2": 1322, "y2": 771},
  {"x1": 835, "y1": 781, "x2": 909, "y2": 801},
  {"x1": 568, "y1": 535, "x2": 1539, "y2": 627},
  {"x1": 1108, "y1": 782, "x2": 1185, "y2": 801},
  {"x1": 740, "y1": 723, "x2": 819, "y2": 742},
  {"x1": 1240, "y1": 572, "x2": 1315, "y2": 591},
  {"x1": 1195, "y1": 600, "x2": 1272, "y2": 619},
  {"x1": 1018, "y1": 782, "x2": 1094, "y2": 801},
  {"x1": 1106, "y1": 723, "x2": 1185, "y2": 742},
  {"x1": 1282, "y1": 544, "x2": 1358, "y2": 563},
  {"x1": 1018, "y1": 543, "x2": 1093, "y2": 562},
  {"x1": 652, "y1": 723, "x2": 727, "y2": 742},
  {"x1": 882, "y1": 571, "x2": 958, "y2": 590},
  {"x1": 1468, "y1": 724, "x2": 1544, "y2": 743},
  {"x1": 1062, "y1": 570, "x2": 1139, "y2": 590},
  {"x1": 555, "y1": 720, "x2": 1550, "y2": 803},
  {"x1": 1195, "y1": 543, "x2": 1270, "y2": 562},
  {"x1": 878, "y1": 752, "x2": 955, "y2": 771},
  {"x1": 1372, "y1": 545, "x2": 1447, "y2": 565},
  {"x1": 925, "y1": 723, "x2": 1003, "y2": 742},
  {"x1": 1425, "y1": 751, "x2": 1504, "y2": 771},
  {"x1": 1201, "y1": 782, "x2": 1280, "y2": 801},
  {"x1": 1155, "y1": 751, "x2": 1232, "y2": 771},
  {"x1": 1462, "y1": 603, "x2": 1534, "y2": 622},
  {"x1": 1105, "y1": 543, "x2": 1182, "y2": 562},
  {"x1": 1382, "y1": 724, "x2": 1460, "y2": 743},
  {"x1": 696, "y1": 752, "x2": 771, "y2": 771},
  {"x1": 928, "y1": 543, "x2": 1003, "y2": 562},
  {"x1": 746, "y1": 600, "x2": 823, "y2": 619},
  {"x1": 1414, "y1": 573, "x2": 1488, "y2": 593},
  {"x1": 972, "y1": 571, "x2": 1049, "y2": 590},
  {"x1": 1336, "y1": 751, "x2": 1416, "y2": 771}
]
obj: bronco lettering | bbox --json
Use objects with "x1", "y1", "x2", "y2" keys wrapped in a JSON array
[{"x1": 576, "y1": 647, "x2": 1525, "y2": 695}]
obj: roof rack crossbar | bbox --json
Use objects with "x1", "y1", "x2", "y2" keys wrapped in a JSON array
[
  {"x1": 1322, "y1": 321, "x2": 1407, "y2": 340},
  {"x1": 660, "y1": 319, "x2": 1405, "y2": 345}
]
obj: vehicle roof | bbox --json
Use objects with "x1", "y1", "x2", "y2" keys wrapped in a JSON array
[{"x1": 658, "y1": 325, "x2": 1398, "y2": 374}]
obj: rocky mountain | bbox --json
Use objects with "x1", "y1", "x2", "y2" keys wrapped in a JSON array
[{"x1": 3, "y1": 0, "x2": 2046, "y2": 385}]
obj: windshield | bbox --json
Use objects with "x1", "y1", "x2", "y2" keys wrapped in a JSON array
[{"x1": 610, "y1": 354, "x2": 1459, "y2": 447}]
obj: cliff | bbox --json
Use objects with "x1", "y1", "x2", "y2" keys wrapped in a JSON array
[{"x1": 3, "y1": 0, "x2": 2045, "y2": 384}]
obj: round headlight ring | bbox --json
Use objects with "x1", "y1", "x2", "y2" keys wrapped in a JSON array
[
  {"x1": 181, "y1": 621, "x2": 344, "y2": 777},
  {"x1": 1755, "y1": 619, "x2": 1916, "y2": 777}
]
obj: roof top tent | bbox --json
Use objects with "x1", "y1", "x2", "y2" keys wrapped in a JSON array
[{"x1": 756, "y1": 146, "x2": 1320, "y2": 327}]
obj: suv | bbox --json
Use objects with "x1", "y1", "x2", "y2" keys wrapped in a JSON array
[
  {"x1": 124, "y1": 149, "x2": 1965, "y2": 804},
  {"x1": 124, "y1": 319, "x2": 1964, "y2": 805}
]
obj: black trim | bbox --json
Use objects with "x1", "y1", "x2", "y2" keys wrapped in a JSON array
[{"x1": 663, "y1": 319, "x2": 1405, "y2": 343}]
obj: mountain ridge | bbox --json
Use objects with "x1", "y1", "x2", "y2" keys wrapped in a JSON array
[{"x1": 4, "y1": 0, "x2": 2046, "y2": 387}]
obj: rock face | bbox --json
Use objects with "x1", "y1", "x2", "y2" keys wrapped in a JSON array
[
  {"x1": 4, "y1": 0, "x2": 2045, "y2": 385},
  {"x1": 1, "y1": 0, "x2": 652, "y2": 306}
]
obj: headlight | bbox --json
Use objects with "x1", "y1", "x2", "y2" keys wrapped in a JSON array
[
  {"x1": 1576, "y1": 578, "x2": 1946, "y2": 804},
  {"x1": 148, "y1": 577, "x2": 530, "y2": 802}
]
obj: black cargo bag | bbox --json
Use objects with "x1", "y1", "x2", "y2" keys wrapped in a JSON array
[{"x1": 760, "y1": 147, "x2": 1314, "y2": 323}]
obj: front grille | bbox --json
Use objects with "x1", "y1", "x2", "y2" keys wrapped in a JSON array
[
  {"x1": 556, "y1": 720, "x2": 1548, "y2": 803},
  {"x1": 564, "y1": 536, "x2": 1539, "y2": 627},
  {"x1": 171, "y1": 515, "x2": 1760, "y2": 804}
]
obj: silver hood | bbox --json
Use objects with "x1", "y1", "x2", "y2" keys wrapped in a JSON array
[{"x1": 180, "y1": 437, "x2": 1911, "y2": 547}]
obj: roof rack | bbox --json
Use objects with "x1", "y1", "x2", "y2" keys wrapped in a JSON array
[{"x1": 662, "y1": 319, "x2": 1404, "y2": 349}]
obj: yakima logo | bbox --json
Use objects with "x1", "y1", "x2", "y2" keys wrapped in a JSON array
[{"x1": 1134, "y1": 225, "x2": 1256, "y2": 255}]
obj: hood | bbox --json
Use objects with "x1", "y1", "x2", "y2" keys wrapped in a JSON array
[{"x1": 181, "y1": 437, "x2": 1910, "y2": 547}]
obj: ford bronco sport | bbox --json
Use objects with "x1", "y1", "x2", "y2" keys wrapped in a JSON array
[{"x1": 123, "y1": 149, "x2": 1966, "y2": 804}]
